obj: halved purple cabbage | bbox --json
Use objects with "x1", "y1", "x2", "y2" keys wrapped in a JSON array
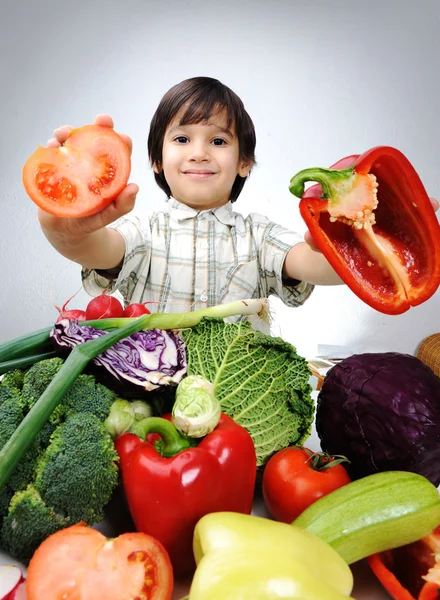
[
  {"x1": 51, "y1": 320, "x2": 187, "y2": 391},
  {"x1": 316, "y1": 352, "x2": 440, "y2": 486}
]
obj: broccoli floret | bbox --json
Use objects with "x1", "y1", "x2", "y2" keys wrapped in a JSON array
[
  {"x1": 0, "y1": 485, "x2": 70, "y2": 563},
  {"x1": 8, "y1": 439, "x2": 43, "y2": 493},
  {"x1": 34, "y1": 412, "x2": 119, "y2": 524},
  {"x1": 61, "y1": 373, "x2": 117, "y2": 422},
  {"x1": 21, "y1": 357, "x2": 65, "y2": 424},
  {"x1": 0, "y1": 486, "x2": 14, "y2": 522},
  {"x1": 36, "y1": 421, "x2": 57, "y2": 448},
  {"x1": 0, "y1": 386, "x2": 24, "y2": 447},
  {"x1": 0, "y1": 384, "x2": 42, "y2": 505},
  {"x1": 20, "y1": 358, "x2": 117, "y2": 426},
  {"x1": 1, "y1": 369, "x2": 25, "y2": 391}
]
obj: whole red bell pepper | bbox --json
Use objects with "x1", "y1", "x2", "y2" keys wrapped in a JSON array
[
  {"x1": 368, "y1": 526, "x2": 440, "y2": 600},
  {"x1": 289, "y1": 147, "x2": 440, "y2": 315},
  {"x1": 114, "y1": 414, "x2": 256, "y2": 577}
]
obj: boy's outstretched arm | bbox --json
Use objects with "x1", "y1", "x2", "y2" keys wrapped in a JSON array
[
  {"x1": 283, "y1": 241, "x2": 343, "y2": 286},
  {"x1": 36, "y1": 115, "x2": 138, "y2": 269}
]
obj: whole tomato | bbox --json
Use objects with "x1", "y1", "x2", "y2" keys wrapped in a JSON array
[{"x1": 262, "y1": 446, "x2": 351, "y2": 523}]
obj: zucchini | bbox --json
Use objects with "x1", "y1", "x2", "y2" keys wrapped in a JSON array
[{"x1": 293, "y1": 470, "x2": 440, "y2": 564}]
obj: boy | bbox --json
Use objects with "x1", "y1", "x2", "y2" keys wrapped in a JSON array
[{"x1": 37, "y1": 77, "x2": 438, "y2": 314}]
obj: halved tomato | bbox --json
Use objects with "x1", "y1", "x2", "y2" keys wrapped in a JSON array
[
  {"x1": 23, "y1": 124, "x2": 131, "y2": 218},
  {"x1": 26, "y1": 523, "x2": 174, "y2": 600}
]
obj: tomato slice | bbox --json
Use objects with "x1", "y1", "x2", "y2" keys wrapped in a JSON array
[
  {"x1": 22, "y1": 125, "x2": 131, "y2": 218},
  {"x1": 26, "y1": 524, "x2": 174, "y2": 600}
]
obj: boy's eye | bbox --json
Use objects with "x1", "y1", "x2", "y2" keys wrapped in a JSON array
[
  {"x1": 212, "y1": 138, "x2": 227, "y2": 146},
  {"x1": 174, "y1": 136, "x2": 189, "y2": 144}
]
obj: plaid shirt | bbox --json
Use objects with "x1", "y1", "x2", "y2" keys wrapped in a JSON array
[{"x1": 82, "y1": 198, "x2": 314, "y2": 316}]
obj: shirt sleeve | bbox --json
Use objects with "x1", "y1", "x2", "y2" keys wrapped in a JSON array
[
  {"x1": 81, "y1": 215, "x2": 152, "y2": 302},
  {"x1": 256, "y1": 220, "x2": 314, "y2": 307}
]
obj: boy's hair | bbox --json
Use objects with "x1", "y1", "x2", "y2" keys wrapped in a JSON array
[{"x1": 148, "y1": 76, "x2": 256, "y2": 202}]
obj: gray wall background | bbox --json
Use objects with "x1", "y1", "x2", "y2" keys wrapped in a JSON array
[{"x1": 1, "y1": 0, "x2": 439, "y2": 358}]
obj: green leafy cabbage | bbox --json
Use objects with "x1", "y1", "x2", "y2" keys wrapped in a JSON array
[{"x1": 181, "y1": 318, "x2": 314, "y2": 466}]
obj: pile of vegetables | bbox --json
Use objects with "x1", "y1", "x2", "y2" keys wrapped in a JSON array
[{"x1": 0, "y1": 298, "x2": 440, "y2": 599}]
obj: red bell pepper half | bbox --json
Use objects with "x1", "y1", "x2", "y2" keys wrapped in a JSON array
[
  {"x1": 289, "y1": 147, "x2": 440, "y2": 315},
  {"x1": 368, "y1": 526, "x2": 440, "y2": 599},
  {"x1": 114, "y1": 414, "x2": 256, "y2": 577}
]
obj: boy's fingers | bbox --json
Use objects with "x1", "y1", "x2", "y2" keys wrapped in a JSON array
[
  {"x1": 114, "y1": 183, "x2": 139, "y2": 211},
  {"x1": 52, "y1": 125, "x2": 73, "y2": 144},
  {"x1": 304, "y1": 230, "x2": 321, "y2": 253},
  {"x1": 95, "y1": 185, "x2": 138, "y2": 228},
  {"x1": 47, "y1": 137, "x2": 62, "y2": 148},
  {"x1": 430, "y1": 197, "x2": 439, "y2": 212},
  {"x1": 94, "y1": 114, "x2": 114, "y2": 128},
  {"x1": 93, "y1": 115, "x2": 132, "y2": 154}
]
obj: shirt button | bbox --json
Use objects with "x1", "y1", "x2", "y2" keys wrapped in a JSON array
[{"x1": 200, "y1": 294, "x2": 208, "y2": 302}]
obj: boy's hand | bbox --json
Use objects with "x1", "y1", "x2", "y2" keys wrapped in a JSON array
[
  {"x1": 37, "y1": 114, "x2": 138, "y2": 240},
  {"x1": 305, "y1": 197, "x2": 440, "y2": 252}
]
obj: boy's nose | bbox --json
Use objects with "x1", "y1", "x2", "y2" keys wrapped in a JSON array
[{"x1": 188, "y1": 142, "x2": 210, "y2": 161}]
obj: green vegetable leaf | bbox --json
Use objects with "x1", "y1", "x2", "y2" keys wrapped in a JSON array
[{"x1": 182, "y1": 318, "x2": 314, "y2": 466}]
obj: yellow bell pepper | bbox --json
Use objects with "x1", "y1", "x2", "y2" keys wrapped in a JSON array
[{"x1": 186, "y1": 512, "x2": 355, "y2": 599}]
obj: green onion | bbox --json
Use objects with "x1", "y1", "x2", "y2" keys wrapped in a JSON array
[
  {"x1": 0, "y1": 351, "x2": 58, "y2": 374},
  {"x1": 0, "y1": 299, "x2": 267, "y2": 491}
]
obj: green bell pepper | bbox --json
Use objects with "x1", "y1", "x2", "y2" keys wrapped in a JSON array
[{"x1": 185, "y1": 512, "x2": 354, "y2": 599}]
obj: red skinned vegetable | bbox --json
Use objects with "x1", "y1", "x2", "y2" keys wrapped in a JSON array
[
  {"x1": 85, "y1": 294, "x2": 124, "y2": 319},
  {"x1": 368, "y1": 526, "x2": 440, "y2": 600},
  {"x1": 26, "y1": 523, "x2": 173, "y2": 600},
  {"x1": 23, "y1": 125, "x2": 131, "y2": 219},
  {"x1": 53, "y1": 290, "x2": 87, "y2": 322},
  {"x1": 289, "y1": 147, "x2": 440, "y2": 315},
  {"x1": 115, "y1": 413, "x2": 256, "y2": 577},
  {"x1": 262, "y1": 446, "x2": 351, "y2": 523},
  {"x1": 123, "y1": 303, "x2": 151, "y2": 317}
]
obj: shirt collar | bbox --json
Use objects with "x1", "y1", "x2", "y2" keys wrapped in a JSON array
[{"x1": 165, "y1": 197, "x2": 237, "y2": 226}]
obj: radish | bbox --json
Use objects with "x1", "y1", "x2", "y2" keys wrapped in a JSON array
[
  {"x1": 53, "y1": 292, "x2": 87, "y2": 322},
  {"x1": 85, "y1": 295, "x2": 124, "y2": 320},
  {"x1": 55, "y1": 308, "x2": 87, "y2": 323},
  {"x1": 0, "y1": 565, "x2": 25, "y2": 600},
  {"x1": 122, "y1": 303, "x2": 151, "y2": 317}
]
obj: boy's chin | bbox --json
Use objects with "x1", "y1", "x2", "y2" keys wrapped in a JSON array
[{"x1": 175, "y1": 193, "x2": 230, "y2": 210}]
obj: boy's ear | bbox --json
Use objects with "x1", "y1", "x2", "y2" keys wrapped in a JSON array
[
  {"x1": 152, "y1": 162, "x2": 161, "y2": 174},
  {"x1": 238, "y1": 160, "x2": 252, "y2": 178}
]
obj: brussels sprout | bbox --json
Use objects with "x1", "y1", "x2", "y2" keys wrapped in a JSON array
[{"x1": 172, "y1": 376, "x2": 221, "y2": 438}]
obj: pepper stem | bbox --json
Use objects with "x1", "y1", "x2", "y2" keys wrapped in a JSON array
[
  {"x1": 131, "y1": 417, "x2": 192, "y2": 457},
  {"x1": 289, "y1": 166, "x2": 355, "y2": 200}
]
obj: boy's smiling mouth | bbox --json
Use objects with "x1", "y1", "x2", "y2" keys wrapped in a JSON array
[{"x1": 182, "y1": 169, "x2": 217, "y2": 179}]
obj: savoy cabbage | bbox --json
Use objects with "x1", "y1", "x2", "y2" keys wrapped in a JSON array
[{"x1": 182, "y1": 318, "x2": 314, "y2": 466}]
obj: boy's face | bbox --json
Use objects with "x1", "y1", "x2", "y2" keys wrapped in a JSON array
[{"x1": 156, "y1": 108, "x2": 251, "y2": 210}]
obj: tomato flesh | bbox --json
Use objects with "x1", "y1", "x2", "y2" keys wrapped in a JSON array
[
  {"x1": 23, "y1": 125, "x2": 131, "y2": 218},
  {"x1": 26, "y1": 524, "x2": 173, "y2": 600}
]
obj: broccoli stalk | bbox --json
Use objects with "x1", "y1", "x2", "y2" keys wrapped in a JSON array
[{"x1": 0, "y1": 300, "x2": 267, "y2": 491}]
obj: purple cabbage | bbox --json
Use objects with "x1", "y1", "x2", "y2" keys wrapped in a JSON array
[
  {"x1": 51, "y1": 320, "x2": 187, "y2": 392},
  {"x1": 316, "y1": 352, "x2": 440, "y2": 486}
]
